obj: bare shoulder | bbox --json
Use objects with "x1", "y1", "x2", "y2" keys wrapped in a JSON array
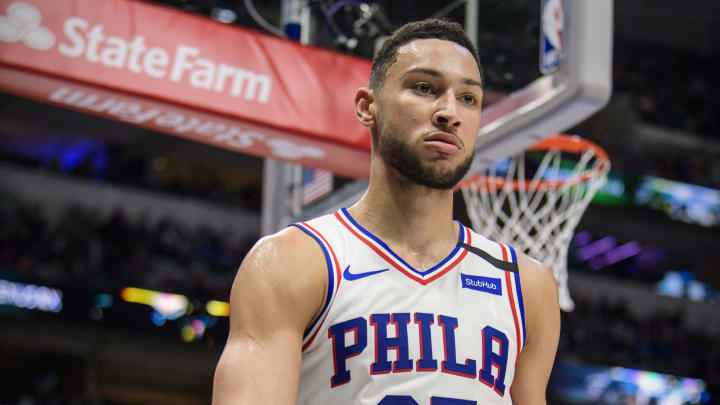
[
  {"x1": 514, "y1": 250, "x2": 559, "y2": 302},
  {"x1": 513, "y1": 250, "x2": 560, "y2": 344},
  {"x1": 237, "y1": 225, "x2": 327, "y2": 281},
  {"x1": 229, "y1": 225, "x2": 329, "y2": 337}
]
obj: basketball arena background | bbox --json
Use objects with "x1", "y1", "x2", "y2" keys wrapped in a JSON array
[{"x1": 0, "y1": 1, "x2": 718, "y2": 404}]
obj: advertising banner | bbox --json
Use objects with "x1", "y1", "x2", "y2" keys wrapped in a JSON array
[{"x1": 0, "y1": 0, "x2": 373, "y2": 177}]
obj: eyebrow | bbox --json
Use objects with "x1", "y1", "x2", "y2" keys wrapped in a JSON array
[{"x1": 403, "y1": 67, "x2": 483, "y2": 89}]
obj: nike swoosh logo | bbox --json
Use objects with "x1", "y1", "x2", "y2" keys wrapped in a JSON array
[{"x1": 343, "y1": 266, "x2": 389, "y2": 281}]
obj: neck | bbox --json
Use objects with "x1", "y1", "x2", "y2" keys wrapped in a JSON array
[{"x1": 348, "y1": 158, "x2": 458, "y2": 257}]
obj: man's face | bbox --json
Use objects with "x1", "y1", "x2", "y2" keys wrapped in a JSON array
[{"x1": 374, "y1": 38, "x2": 483, "y2": 189}]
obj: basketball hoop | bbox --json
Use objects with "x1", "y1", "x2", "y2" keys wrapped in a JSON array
[{"x1": 458, "y1": 134, "x2": 610, "y2": 311}]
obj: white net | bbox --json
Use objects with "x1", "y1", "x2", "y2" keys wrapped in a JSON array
[{"x1": 459, "y1": 135, "x2": 610, "y2": 311}]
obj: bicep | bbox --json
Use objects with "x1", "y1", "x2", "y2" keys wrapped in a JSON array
[
  {"x1": 212, "y1": 230, "x2": 327, "y2": 405},
  {"x1": 510, "y1": 254, "x2": 561, "y2": 405},
  {"x1": 213, "y1": 330, "x2": 303, "y2": 405}
]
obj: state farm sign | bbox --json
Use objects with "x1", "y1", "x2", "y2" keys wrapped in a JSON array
[{"x1": 57, "y1": 17, "x2": 271, "y2": 103}]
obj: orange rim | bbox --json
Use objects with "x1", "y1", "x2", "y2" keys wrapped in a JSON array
[{"x1": 458, "y1": 134, "x2": 610, "y2": 191}]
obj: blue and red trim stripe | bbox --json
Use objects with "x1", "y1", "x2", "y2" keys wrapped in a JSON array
[
  {"x1": 334, "y1": 208, "x2": 470, "y2": 285},
  {"x1": 498, "y1": 243, "x2": 526, "y2": 362},
  {"x1": 292, "y1": 221, "x2": 342, "y2": 351}
]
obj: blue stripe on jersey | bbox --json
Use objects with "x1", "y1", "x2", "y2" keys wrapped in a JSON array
[
  {"x1": 340, "y1": 208, "x2": 465, "y2": 277},
  {"x1": 508, "y1": 245, "x2": 526, "y2": 347},
  {"x1": 292, "y1": 223, "x2": 335, "y2": 339}
]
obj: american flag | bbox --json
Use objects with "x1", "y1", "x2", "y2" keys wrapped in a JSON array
[{"x1": 302, "y1": 167, "x2": 333, "y2": 206}]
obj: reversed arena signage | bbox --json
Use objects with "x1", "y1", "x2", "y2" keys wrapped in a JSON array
[{"x1": 0, "y1": 65, "x2": 371, "y2": 177}]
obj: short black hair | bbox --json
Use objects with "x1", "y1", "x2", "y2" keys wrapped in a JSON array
[{"x1": 369, "y1": 18, "x2": 483, "y2": 90}]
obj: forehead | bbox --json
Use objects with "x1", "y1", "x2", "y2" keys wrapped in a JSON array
[{"x1": 388, "y1": 39, "x2": 481, "y2": 83}]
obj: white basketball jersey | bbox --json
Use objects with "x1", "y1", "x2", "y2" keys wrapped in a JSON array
[{"x1": 294, "y1": 208, "x2": 527, "y2": 405}]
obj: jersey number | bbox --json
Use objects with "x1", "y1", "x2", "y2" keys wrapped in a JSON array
[{"x1": 379, "y1": 395, "x2": 476, "y2": 405}]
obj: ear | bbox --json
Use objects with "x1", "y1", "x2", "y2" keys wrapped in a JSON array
[{"x1": 354, "y1": 87, "x2": 376, "y2": 129}]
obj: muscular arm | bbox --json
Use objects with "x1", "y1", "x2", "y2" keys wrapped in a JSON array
[
  {"x1": 509, "y1": 252, "x2": 561, "y2": 405},
  {"x1": 212, "y1": 227, "x2": 328, "y2": 405}
]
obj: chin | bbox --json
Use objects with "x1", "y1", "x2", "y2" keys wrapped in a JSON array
[{"x1": 379, "y1": 130, "x2": 473, "y2": 189}]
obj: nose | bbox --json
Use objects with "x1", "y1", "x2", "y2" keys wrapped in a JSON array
[{"x1": 432, "y1": 91, "x2": 461, "y2": 129}]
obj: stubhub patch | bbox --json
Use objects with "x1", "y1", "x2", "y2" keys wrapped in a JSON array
[{"x1": 460, "y1": 274, "x2": 502, "y2": 296}]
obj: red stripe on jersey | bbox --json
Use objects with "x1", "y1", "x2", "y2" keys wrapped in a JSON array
[
  {"x1": 499, "y1": 243, "x2": 508, "y2": 261},
  {"x1": 334, "y1": 212, "x2": 466, "y2": 285},
  {"x1": 300, "y1": 222, "x2": 342, "y2": 352},
  {"x1": 302, "y1": 221, "x2": 342, "y2": 290},
  {"x1": 500, "y1": 243, "x2": 522, "y2": 363}
]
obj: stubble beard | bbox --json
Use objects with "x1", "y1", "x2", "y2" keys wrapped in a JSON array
[{"x1": 376, "y1": 117, "x2": 474, "y2": 190}]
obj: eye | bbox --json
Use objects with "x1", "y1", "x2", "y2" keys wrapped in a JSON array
[
  {"x1": 461, "y1": 94, "x2": 477, "y2": 105},
  {"x1": 414, "y1": 82, "x2": 433, "y2": 95}
]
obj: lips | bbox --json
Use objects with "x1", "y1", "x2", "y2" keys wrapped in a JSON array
[{"x1": 424, "y1": 131, "x2": 461, "y2": 154}]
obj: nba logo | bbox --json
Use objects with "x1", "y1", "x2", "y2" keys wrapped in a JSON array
[{"x1": 540, "y1": 0, "x2": 564, "y2": 74}]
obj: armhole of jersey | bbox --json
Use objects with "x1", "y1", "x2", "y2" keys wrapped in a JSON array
[
  {"x1": 291, "y1": 222, "x2": 341, "y2": 351},
  {"x1": 508, "y1": 246, "x2": 526, "y2": 350},
  {"x1": 498, "y1": 243, "x2": 527, "y2": 359}
]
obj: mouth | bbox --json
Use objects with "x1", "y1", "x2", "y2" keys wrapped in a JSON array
[{"x1": 424, "y1": 131, "x2": 461, "y2": 154}]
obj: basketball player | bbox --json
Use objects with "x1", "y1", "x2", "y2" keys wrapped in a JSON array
[{"x1": 213, "y1": 19, "x2": 560, "y2": 405}]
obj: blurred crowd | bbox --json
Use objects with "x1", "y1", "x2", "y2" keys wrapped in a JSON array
[
  {"x1": 7, "y1": 395, "x2": 108, "y2": 405},
  {"x1": 614, "y1": 43, "x2": 720, "y2": 138},
  {"x1": 0, "y1": 194, "x2": 256, "y2": 301},
  {"x1": 559, "y1": 297, "x2": 719, "y2": 401},
  {"x1": 0, "y1": 142, "x2": 263, "y2": 210},
  {"x1": 589, "y1": 118, "x2": 720, "y2": 190},
  {"x1": 580, "y1": 42, "x2": 720, "y2": 190}
]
